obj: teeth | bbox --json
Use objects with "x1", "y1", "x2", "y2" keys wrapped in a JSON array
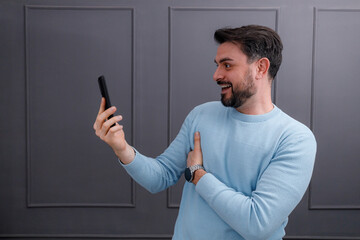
[{"x1": 221, "y1": 84, "x2": 231, "y2": 89}]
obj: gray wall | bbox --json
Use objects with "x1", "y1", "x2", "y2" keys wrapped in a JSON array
[{"x1": 1, "y1": 0, "x2": 360, "y2": 239}]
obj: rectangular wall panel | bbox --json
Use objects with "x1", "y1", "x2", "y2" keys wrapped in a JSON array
[
  {"x1": 168, "y1": 7, "x2": 279, "y2": 207},
  {"x1": 310, "y1": 8, "x2": 360, "y2": 209},
  {"x1": 25, "y1": 6, "x2": 135, "y2": 207}
]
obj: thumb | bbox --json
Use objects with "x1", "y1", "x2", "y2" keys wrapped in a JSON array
[{"x1": 193, "y1": 131, "x2": 201, "y2": 152}]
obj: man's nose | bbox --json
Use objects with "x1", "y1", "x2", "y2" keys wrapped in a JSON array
[{"x1": 213, "y1": 67, "x2": 223, "y2": 82}]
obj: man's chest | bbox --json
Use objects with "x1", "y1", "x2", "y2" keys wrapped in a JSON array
[{"x1": 196, "y1": 123, "x2": 277, "y2": 194}]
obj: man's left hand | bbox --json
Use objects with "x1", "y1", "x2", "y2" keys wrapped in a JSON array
[
  {"x1": 187, "y1": 131, "x2": 206, "y2": 185},
  {"x1": 187, "y1": 131, "x2": 203, "y2": 167}
]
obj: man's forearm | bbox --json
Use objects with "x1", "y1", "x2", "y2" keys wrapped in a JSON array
[{"x1": 115, "y1": 143, "x2": 136, "y2": 165}]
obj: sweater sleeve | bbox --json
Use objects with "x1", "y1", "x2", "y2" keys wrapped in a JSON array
[
  {"x1": 119, "y1": 109, "x2": 194, "y2": 194},
  {"x1": 195, "y1": 132, "x2": 317, "y2": 240}
]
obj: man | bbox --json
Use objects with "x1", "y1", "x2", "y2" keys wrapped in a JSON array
[{"x1": 93, "y1": 25, "x2": 316, "y2": 240}]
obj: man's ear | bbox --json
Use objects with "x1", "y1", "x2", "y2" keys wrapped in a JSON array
[{"x1": 255, "y1": 57, "x2": 270, "y2": 80}]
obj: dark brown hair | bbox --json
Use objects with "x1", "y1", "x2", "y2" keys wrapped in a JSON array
[{"x1": 214, "y1": 25, "x2": 283, "y2": 80}]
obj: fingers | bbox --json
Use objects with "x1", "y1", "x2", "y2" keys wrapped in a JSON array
[
  {"x1": 108, "y1": 123, "x2": 123, "y2": 134},
  {"x1": 94, "y1": 106, "x2": 117, "y2": 130},
  {"x1": 193, "y1": 131, "x2": 201, "y2": 152},
  {"x1": 94, "y1": 113, "x2": 122, "y2": 138},
  {"x1": 103, "y1": 115, "x2": 122, "y2": 130},
  {"x1": 97, "y1": 98, "x2": 105, "y2": 115},
  {"x1": 187, "y1": 132, "x2": 203, "y2": 167},
  {"x1": 100, "y1": 106, "x2": 117, "y2": 123},
  {"x1": 94, "y1": 98, "x2": 111, "y2": 130}
]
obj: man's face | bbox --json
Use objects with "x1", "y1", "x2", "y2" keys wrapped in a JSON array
[{"x1": 213, "y1": 42, "x2": 257, "y2": 108}]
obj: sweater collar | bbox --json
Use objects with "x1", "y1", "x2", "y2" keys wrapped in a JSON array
[{"x1": 229, "y1": 104, "x2": 280, "y2": 122}]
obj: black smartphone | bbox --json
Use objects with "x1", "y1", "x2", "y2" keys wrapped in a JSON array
[{"x1": 98, "y1": 75, "x2": 115, "y2": 127}]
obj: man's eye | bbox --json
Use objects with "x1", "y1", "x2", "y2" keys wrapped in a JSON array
[{"x1": 225, "y1": 64, "x2": 231, "y2": 68}]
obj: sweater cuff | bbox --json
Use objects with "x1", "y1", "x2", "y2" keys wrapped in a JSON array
[
  {"x1": 117, "y1": 148, "x2": 142, "y2": 176},
  {"x1": 195, "y1": 173, "x2": 224, "y2": 201}
]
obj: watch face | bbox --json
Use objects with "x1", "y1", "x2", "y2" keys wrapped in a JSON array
[{"x1": 184, "y1": 168, "x2": 191, "y2": 182}]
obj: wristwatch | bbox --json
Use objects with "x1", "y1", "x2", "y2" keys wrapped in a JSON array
[{"x1": 184, "y1": 164, "x2": 204, "y2": 182}]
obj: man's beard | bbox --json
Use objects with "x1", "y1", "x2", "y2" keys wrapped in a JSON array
[{"x1": 220, "y1": 71, "x2": 256, "y2": 108}]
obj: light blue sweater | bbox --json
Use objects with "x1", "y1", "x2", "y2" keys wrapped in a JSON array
[{"x1": 122, "y1": 102, "x2": 316, "y2": 240}]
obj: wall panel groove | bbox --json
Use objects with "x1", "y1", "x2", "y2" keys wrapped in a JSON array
[
  {"x1": 309, "y1": 7, "x2": 360, "y2": 210},
  {"x1": 25, "y1": 5, "x2": 136, "y2": 208},
  {"x1": 167, "y1": 7, "x2": 279, "y2": 208}
]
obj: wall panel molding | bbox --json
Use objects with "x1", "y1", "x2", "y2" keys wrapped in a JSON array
[
  {"x1": 309, "y1": 7, "x2": 360, "y2": 210},
  {"x1": 25, "y1": 5, "x2": 136, "y2": 208},
  {"x1": 167, "y1": 7, "x2": 279, "y2": 208}
]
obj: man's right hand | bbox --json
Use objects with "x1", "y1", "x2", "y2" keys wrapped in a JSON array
[{"x1": 93, "y1": 98, "x2": 135, "y2": 164}]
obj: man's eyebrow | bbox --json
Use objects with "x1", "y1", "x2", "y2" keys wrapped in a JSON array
[{"x1": 214, "y1": 58, "x2": 234, "y2": 64}]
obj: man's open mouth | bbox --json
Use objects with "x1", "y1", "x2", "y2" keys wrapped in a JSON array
[
  {"x1": 217, "y1": 82, "x2": 232, "y2": 94},
  {"x1": 221, "y1": 84, "x2": 231, "y2": 90}
]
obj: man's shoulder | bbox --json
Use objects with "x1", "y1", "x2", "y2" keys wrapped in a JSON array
[
  {"x1": 276, "y1": 107, "x2": 316, "y2": 143},
  {"x1": 186, "y1": 101, "x2": 225, "y2": 122}
]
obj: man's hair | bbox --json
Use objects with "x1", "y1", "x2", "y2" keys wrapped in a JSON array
[{"x1": 214, "y1": 25, "x2": 283, "y2": 80}]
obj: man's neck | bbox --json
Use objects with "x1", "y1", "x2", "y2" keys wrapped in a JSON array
[
  {"x1": 236, "y1": 101, "x2": 274, "y2": 115},
  {"x1": 236, "y1": 85, "x2": 273, "y2": 115}
]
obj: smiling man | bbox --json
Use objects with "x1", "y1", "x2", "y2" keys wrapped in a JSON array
[{"x1": 94, "y1": 25, "x2": 317, "y2": 240}]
